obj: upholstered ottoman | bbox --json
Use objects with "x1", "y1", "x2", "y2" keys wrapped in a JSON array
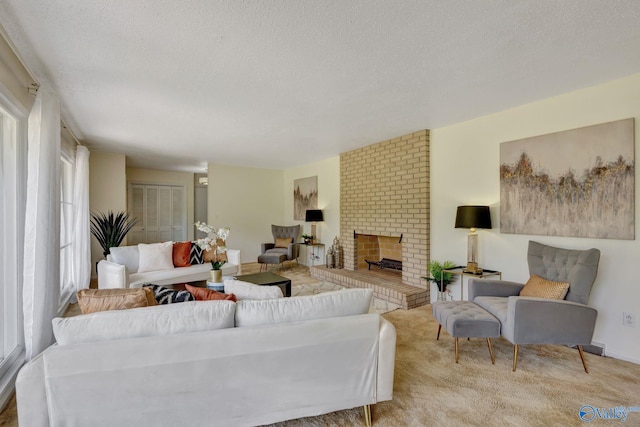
[
  {"x1": 432, "y1": 301, "x2": 500, "y2": 364},
  {"x1": 257, "y1": 253, "x2": 288, "y2": 271}
]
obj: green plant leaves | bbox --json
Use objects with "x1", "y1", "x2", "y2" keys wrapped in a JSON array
[{"x1": 90, "y1": 210, "x2": 138, "y2": 257}]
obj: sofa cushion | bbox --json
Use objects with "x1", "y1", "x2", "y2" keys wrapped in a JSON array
[
  {"x1": 52, "y1": 300, "x2": 236, "y2": 346},
  {"x1": 235, "y1": 288, "x2": 373, "y2": 327},
  {"x1": 172, "y1": 242, "x2": 192, "y2": 267},
  {"x1": 519, "y1": 274, "x2": 570, "y2": 300},
  {"x1": 138, "y1": 242, "x2": 174, "y2": 273},
  {"x1": 76, "y1": 288, "x2": 156, "y2": 314},
  {"x1": 224, "y1": 279, "x2": 284, "y2": 300},
  {"x1": 185, "y1": 284, "x2": 236, "y2": 302},
  {"x1": 109, "y1": 246, "x2": 139, "y2": 273},
  {"x1": 143, "y1": 284, "x2": 195, "y2": 304},
  {"x1": 190, "y1": 243, "x2": 204, "y2": 264},
  {"x1": 473, "y1": 296, "x2": 509, "y2": 325}
]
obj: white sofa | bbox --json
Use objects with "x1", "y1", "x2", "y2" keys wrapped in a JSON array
[
  {"x1": 16, "y1": 289, "x2": 396, "y2": 427},
  {"x1": 97, "y1": 244, "x2": 241, "y2": 289}
]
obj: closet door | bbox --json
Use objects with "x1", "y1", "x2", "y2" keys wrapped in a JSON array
[
  {"x1": 172, "y1": 186, "x2": 186, "y2": 241},
  {"x1": 128, "y1": 183, "x2": 187, "y2": 244},
  {"x1": 128, "y1": 185, "x2": 146, "y2": 245}
]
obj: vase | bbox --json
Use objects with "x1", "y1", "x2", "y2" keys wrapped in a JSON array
[
  {"x1": 437, "y1": 291, "x2": 447, "y2": 302},
  {"x1": 210, "y1": 269, "x2": 222, "y2": 283}
]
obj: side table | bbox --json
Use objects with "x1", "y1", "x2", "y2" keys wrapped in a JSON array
[{"x1": 442, "y1": 266, "x2": 502, "y2": 301}]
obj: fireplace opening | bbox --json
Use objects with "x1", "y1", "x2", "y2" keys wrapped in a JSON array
[{"x1": 356, "y1": 234, "x2": 402, "y2": 271}]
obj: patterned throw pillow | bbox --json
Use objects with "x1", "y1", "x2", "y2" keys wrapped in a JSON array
[
  {"x1": 190, "y1": 243, "x2": 204, "y2": 265},
  {"x1": 519, "y1": 274, "x2": 570, "y2": 300},
  {"x1": 143, "y1": 284, "x2": 196, "y2": 304}
]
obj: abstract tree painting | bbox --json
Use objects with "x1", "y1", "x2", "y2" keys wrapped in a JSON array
[
  {"x1": 293, "y1": 176, "x2": 318, "y2": 221},
  {"x1": 500, "y1": 119, "x2": 634, "y2": 240}
]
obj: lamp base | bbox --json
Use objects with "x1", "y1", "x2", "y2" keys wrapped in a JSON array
[{"x1": 463, "y1": 262, "x2": 483, "y2": 275}]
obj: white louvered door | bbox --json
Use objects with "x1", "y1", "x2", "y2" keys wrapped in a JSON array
[{"x1": 128, "y1": 184, "x2": 186, "y2": 244}]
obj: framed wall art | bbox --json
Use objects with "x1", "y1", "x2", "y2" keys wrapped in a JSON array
[
  {"x1": 500, "y1": 118, "x2": 635, "y2": 240},
  {"x1": 293, "y1": 176, "x2": 318, "y2": 220}
]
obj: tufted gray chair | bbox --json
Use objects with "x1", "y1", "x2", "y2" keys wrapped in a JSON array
[
  {"x1": 469, "y1": 241, "x2": 600, "y2": 372},
  {"x1": 260, "y1": 225, "x2": 301, "y2": 267}
]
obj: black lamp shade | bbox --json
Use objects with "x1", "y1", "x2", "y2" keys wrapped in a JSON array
[
  {"x1": 305, "y1": 209, "x2": 324, "y2": 222},
  {"x1": 455, "y1": 206, "x2": 492, "y2": 229}
]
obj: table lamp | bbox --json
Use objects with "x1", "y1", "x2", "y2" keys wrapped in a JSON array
[
  {"x1": 455, "y1": 205, "x2": 492, "y2": 274},
  {"x1": 305, "y1": 209, "x2": 323, "y2": 243}
]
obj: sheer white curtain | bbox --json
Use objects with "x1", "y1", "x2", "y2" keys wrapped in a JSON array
[
  {"x1": 23, "y1": 87, "x2": 61, "y2": 361},
  {"x1": 71, "y1": 145, "x2": 90, "y2": 299}
]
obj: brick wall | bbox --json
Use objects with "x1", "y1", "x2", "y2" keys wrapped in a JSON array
[{"x1": 340, "y1": 130, "x2": 430, "y2": 287}]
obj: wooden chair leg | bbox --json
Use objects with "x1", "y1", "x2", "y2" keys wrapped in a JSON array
[
  {"x1": 455, "y1": 337, "x2": 459, "y2": 363},
  {"x1": 578, "y1": 345, "x2": 589, "y2": 373},
  {"x1": 436, "y1": 324, "x2": 442, "y2": 340},
  {"x1": 512, "y1": 344, "x2": 519, "y2": 372},
  {"x1": 363, "y1": 404, "x2": 372, "y2": 427},
  {"x1": 486, "y1": 338, "x2": 495, "y2": 364}
]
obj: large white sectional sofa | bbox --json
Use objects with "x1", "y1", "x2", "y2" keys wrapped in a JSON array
[
  {"x1": 98, "y1": 243, "x2": 241, "y2": 288},
  {"x1": 16, "y1": 288, "x2": 396, "y2": 427}
]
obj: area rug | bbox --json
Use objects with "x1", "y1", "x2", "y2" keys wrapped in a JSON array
[{"x1": 292, "y1": 281, "x2": 400, "y2": 315}]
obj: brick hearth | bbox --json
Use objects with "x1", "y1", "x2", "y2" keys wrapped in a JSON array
[{"x1": 311, "y1": 265, "x2": 429, "y2": 309}]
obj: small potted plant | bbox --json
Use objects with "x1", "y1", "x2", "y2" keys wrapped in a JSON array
[
  {"x1": 195, "y1": 221, "x2": 230, "y2": 283},
  {"x1": 90, "y1": 210, "x2": 138, "y2": 257},
  {"x1": 422, "y1": 260, "x2": 457, "y2": 301},
  {"x1": 301, "y1": 234, "x2": 314, "y2": 245}
]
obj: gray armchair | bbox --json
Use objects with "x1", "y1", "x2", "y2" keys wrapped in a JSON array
[
  {"x1": 469, "y1": 241, "x2": 600, "y2": 372},
  {"x1": 259, "y1": 225, "x2": 301, "y2": 270}
]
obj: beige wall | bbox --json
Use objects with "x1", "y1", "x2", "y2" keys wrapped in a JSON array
[
  {"x1": 208, "y1": 163, "x2": 284, "y2": 263},
  {"x1": 126, "y1": 167, "x2": 195, "y2": 241},
  {"x1": 431, "y1": 72, "x2": 640, "y2": 364},
  {"x1": 284, "y1": 156, "x2": 340, "y2": 266},
  {"x1": 89, "y1": 151, "x2": 127, "y2": 277}
]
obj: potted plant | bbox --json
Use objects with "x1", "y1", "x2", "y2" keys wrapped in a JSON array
[
  {"x1": 301, "y1": 234, "x2": 314, "y2": 245},
  {"x1": 422, "y1": 260, "x2": 457, "y2": 301},
  {"x1": 90, "y1": 210, "x2": 138, "y2": 257},
  {"x1": 195, "y1": 221, "x2": 230, "y2": 283}
]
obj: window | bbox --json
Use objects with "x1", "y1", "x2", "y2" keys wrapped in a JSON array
[
  {"x1": 59, "y1": 153, "x2": 74, "y2": 304},
  {"x1": 0, "y1": 88, "x2": 27, "y2": 395}
]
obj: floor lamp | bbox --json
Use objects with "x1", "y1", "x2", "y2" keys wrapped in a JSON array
[{"x1": 455, "y1": 205, "x2": 492, "y2": 274}]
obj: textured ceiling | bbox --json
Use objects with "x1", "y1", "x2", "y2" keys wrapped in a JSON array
[{"x1": 1, "y1": 1, "x2": 640, "y2": 172}]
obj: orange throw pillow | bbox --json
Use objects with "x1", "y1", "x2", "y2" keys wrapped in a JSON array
[
  {"x1": 77, "y1": 288, "x2": 157, "y2": 314},
  {"x1": 173, "y1": 242, "x2": 192, "y2": 267},
  {"x1": 185, "y1": 284, "x2": 237, "y2": 302}
]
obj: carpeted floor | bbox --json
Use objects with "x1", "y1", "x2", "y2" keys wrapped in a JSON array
[{"x1": 2, "y1": 265, "x2": 640, "y2": 426}]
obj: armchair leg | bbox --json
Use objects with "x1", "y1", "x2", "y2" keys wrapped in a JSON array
[
  {"x1": 578, "y1": 345, "x2": 589, "y2": 373},
  {"x1": 363, "y1": 404, "x2": 372, "y2": 427},
  {"x1": 455, "y1": 337, "x2": 459, "y2": 363},
  {"x1": 512, "y1": 344, "x2": 519, "y2": 372},
  {"x1": 486, "y1": 338, "x2": 495, "y2": 364},
  {"x1": 436, "y1": 324, "x2": 442, "y2": 340}
]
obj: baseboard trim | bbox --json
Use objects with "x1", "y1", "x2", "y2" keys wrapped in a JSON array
[{"x1": 604, "y1": 351, "x2": 640, "y2": 365}]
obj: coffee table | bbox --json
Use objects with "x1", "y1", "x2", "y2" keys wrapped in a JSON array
[{"x1": 234, "y1": 272, "x2": 292, "y2": 297}]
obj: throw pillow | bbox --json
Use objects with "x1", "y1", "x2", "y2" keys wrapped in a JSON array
[
  {"x1": 519, "y1": 274, "x2": 570, "y2": 300},
  {"x1": 172, "y1": 241, "x2": 192, "y2": 267},
  {"x1": 108, "y1": 246, "x2": 140, "y2": 273},
  {"x1": 274, "y1": 237, "x2": 292, "y2": 248},
  {"x1": 224, "y1": 279, "x2": 284, "y2": 300},
  {"x1": 143, "y1": 284, "x2": 196, "y2": 304},
  {"x1": 190, "y1": 243, "x2": 204, "y2": 265},
  {"x1": 185, "y1": 284, "x2": 237, "y2": 302},
  {"x1": 138, "y1": 242, "x2": 174, "y2": 273},
  {"x1": 76, "y1": 288, "x2": 157, "y2": 314}
]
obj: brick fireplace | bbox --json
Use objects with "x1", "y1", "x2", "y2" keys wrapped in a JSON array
[{"x1": 340, "y1": 130, "x2": 430, "y2": 288}]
